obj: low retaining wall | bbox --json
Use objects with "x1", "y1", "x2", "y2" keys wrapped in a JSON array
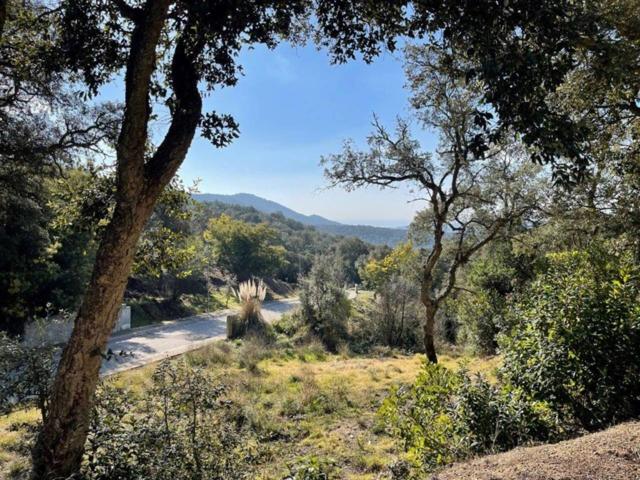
[{"x1": 23, "y1": 305, "x2": 131, "y2": 347}]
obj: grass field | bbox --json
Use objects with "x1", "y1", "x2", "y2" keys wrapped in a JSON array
[{"x1": 0, "y1": 339, "x2": 499, "y2": 479}]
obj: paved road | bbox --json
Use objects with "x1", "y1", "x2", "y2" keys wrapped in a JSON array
[{"x1": 101, "y1": 298, "x2": 300, "y2": 375}]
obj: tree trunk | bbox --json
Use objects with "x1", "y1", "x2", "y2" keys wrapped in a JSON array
[
  {"x1": 423, "y1": 304, "x2": 438, "y2": 363},
  {"x1": 420, "y1": 270, "x2": 438, "y2": 363},
  {"x1": 31, "y1": 196, "x2": 157, "y2": 478},
  {"x1": 31, "y1": 1, "x2": 204, "y2": 475}
]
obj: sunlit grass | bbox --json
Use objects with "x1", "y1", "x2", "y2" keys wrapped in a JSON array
[
  {"x1": 0, "y1": 409, "x2": 40, "y2": 480},
  {"x1": 0, "y1": 340, "x2": 500, "y2": 479}
]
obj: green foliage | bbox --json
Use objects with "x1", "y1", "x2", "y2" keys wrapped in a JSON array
[
  {"x1": 452, "y1": 242, "x2": 536, "y2": 354},
  {"x1": 204, "y1": 214, "x2": 285, "y2": 281},
  {"x1": 133, "y1": 181, "x2": 197, "y2": 294},
  {"x1": 360, "y1": 242, "x2": 418, "y2": 291},
  {"x1": 500, "y1": 248, "x2": 640, "y2": 430},
  {"x1": 192, "y1": 201, "x2": 347, "y2": 283},
  {"x1": 334, "y1": 237, "x2": 370, "y2": 284},
  {"x1": 285, "y1": 455, "x2": 337, "y2": 480},
  {"x1": 83, "y1": 360, "x2": 251, "y2": 479},
  {"x1": 299, "y1": 255, "x2": 351, "y2": 351},
  {"x1": 378, "y1": 363, "x2": 558, "y2": 474},
  {"x1": 0, "y1": 332, "x2": 58, "y2": 421}
]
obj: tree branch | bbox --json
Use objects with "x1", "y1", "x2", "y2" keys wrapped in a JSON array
[
  {"x1": 116, "y1": 0, "x2": 171, "y2": 199},
  {"x1": 144, "y1": 18, "x2": 204, "y2": 194}
]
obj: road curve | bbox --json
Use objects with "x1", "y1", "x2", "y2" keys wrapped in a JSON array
[{"x1": 101, "y1": 298, "x2": 300, "y2": 375}]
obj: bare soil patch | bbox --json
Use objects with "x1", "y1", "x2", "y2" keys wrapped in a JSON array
[{"x1": 432, "y1": 421, "x2": 640, "y2": 480}]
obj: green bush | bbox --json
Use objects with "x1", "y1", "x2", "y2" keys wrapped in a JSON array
[
  {"x1": 452, "y1": 242, "x2": 533, "y2": 355},
  {"x1": 378, "y1": 363, "x2": 558, "y2": 474},
  {"x1": 83, "y1": 360, "x2": 253, "y2": 479},
  {"x1": 0, "y1": 332, "x2": 58, "y2": 421},
  {"x1": 499, "y1": 249, "x2": 640, "y2": 430},
  {"x1": 299, "y1": 255, "x2": 351, "y2": 351}
]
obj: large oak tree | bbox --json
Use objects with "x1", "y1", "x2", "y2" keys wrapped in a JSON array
[{"x1": 22, "y1": 1, "x2": 411, "y2": 477}]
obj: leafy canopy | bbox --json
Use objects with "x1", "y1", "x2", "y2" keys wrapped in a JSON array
[{"x1": 203, "y1": 214, "x2": 285, "y2": 281}]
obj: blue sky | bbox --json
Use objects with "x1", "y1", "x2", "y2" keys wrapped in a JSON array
[{"x1": 105, "y1": 43, "x2": 438, "y2": 227}]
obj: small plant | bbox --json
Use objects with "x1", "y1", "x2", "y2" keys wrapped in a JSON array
[
  {"x1": 228, "y1": 279, "x2": 268, "y2": 338},
  {"x1": 299, "y1": 255, "x2": 350, "y2": 351},
  {"x1": 0, "y1": 332, "x2": 58, "y2": 422},
  {"x1": 285, "y1": 455, "x2": 337, "y2": 480},
  {"x1": 83, "y1": 360, "x2": 252, "y2": 479},
  {"x1": 238, "y1": 336, "x2": 271, "y2": 373}
]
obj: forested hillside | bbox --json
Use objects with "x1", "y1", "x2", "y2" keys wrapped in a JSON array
[{"x1": 194, "y1": 193, "x2": 408, "y2": 246}]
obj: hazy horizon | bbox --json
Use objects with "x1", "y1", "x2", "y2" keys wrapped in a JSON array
[{"x1": 194, "y1": 190, "x2": 413, "y2": 228}]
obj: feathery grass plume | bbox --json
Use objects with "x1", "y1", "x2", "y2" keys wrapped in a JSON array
[{"x1": 229, "y1": 279, "x2": 267, "y2": 337}]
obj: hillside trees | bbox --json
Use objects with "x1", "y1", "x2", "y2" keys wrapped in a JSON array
[
  {"x1": 21, "y1": 2, "x2": 415, "y2": 476},
  {"x1": 0, "y1": 0, "x2": 119, "y2": 335},
  {"x1": 203, "y1": 214, "x2": 285, "y2": 282},
  {"x1": 335, "y1": 236, "x2": 370, "y2": 284},
  {"x1": 324, "y1": 46, "x2": 547, "y2": 362}
]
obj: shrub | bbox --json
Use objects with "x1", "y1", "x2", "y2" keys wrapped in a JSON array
[
  {"x1": 452, "y1": 290, "x2": 503, "y2": 355},
  {"x1": 185, "y1": 340, "x2": 234, "y2": 367},
  {"x1": 299, "y1": 255, "x2": 350, "y2": 351},
  {"x1": 499, "y1": 249, "x2": 640, "y2": 430},
  {"x1": 0, "y1": 332, "x2": 58, "y2": 421},
  {"x1": 237, "y1": 335, "x2": 272, "y2": 373},
  {"x1": 378, "y1": 363, "x2": 558, "y2": 474},
  {"x1": 83, "y1": 360, "x2": 252, "y2": 479},
  {"x1": 372, "y1": 275, "x2": 422, "y2": 350}
]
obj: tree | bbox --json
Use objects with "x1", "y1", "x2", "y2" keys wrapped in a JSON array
[
  {"x1": 360, "y1": 242, "x2": 417, "y2": 292},
  {"x1": 25, "y1": 2, "x2": 407, "y2": 475},
  {"x1": 335, "y1": 236, "x2": 370, "y2": 284},
  {"x1": 299, "y1": 254, "x2": 351, "y2": 351},
  {"x1": 133, "y1": 180, "x2": 197, "y2": 298},
  {"x1": 324, "y1": 46, "x2": 546, "y2": 363},
  {"x1": 203, "y1": 214, "x2": 285, "y2": 282},
  {"x1": 401, "y1": 1, "x2": 638, "y2": 183},
  {"x1": 0, "y1": 0, "x2": 118, "y2": 335}
]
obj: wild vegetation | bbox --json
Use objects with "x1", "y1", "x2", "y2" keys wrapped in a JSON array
[{"x1": 1, "y1": 0, "x2": 640, "y2": 479}]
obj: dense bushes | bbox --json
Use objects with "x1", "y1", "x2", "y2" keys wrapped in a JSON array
[
  {"x1": 378, "y1": 363, "x2": 559, "y2": 474},
  {"x1": 451, "y1": 242, "x2": 535, "y2": 355},
  {"x1": 499, "y1": 249, "x2": 640, "y2": 430},
  {"x1": 380, "y1": 247, "x2": 640, "y2": 476}
]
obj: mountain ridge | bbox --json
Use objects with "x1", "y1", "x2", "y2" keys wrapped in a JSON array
[{"x1": 192, "y1": 192, "x2": 407, "y2": 246}]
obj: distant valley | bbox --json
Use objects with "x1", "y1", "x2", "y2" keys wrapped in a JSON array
[{"x1": 193, "y1": 193, "x2": 407, "y2": 246}]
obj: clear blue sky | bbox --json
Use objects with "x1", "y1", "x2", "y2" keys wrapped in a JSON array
[{"x1": 104, "y1": 43, "x2": 438, "y2": 227}]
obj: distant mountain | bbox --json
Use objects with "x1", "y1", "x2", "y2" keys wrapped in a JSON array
[
  {"x1": 193, "y1": 192, "x2": 407, "y2": 246},
  {"x1": 193, "y1": 193, "x2": 340, "y2": 227}
]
